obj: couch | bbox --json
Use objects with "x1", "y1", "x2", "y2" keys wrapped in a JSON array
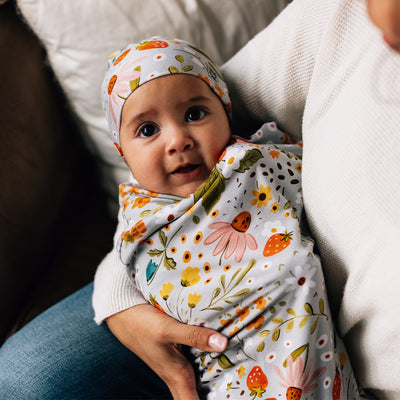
[{"x1": 0, "y1": 0, "x2": 291, "y2": 344}]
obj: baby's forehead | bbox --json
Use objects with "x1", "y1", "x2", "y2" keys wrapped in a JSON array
[{"x1": 122, "y1": 74, "x2": 224, "y2": 120}]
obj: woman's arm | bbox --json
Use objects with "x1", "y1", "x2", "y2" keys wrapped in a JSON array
[{"x1": 93, "y1": 210, "x2": 228, "y2": 399}]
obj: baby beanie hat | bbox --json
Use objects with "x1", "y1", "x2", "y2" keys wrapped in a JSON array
[{"x1": 101, "y1": 36, "x2": 231, "y2": 156}]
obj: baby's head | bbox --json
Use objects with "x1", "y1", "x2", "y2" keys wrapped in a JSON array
[{"x1": 101, "y1": 37, "x2": 232, "y2": 198}]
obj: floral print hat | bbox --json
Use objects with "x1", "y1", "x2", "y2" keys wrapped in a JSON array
[{"x1": 101, "y1": 36, "x2": 232, "y2": 156}]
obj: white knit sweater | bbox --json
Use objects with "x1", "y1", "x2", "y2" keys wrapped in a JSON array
[{"x1": 93, "y1": 0, "x2": 400, "y2": 397}]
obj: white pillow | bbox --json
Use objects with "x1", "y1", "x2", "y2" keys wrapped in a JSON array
[{"x1": 17, "y1": 0, "x2": 290, "y2": 209}]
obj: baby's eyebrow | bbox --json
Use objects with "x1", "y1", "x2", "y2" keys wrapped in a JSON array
[{"x1": 183, "y1": 95, "x2": 212, "y2": 104}]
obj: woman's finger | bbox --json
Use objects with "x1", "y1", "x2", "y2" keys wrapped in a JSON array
[{"x1": 106, "y1": 304, "x2": 227, "y2": 400}]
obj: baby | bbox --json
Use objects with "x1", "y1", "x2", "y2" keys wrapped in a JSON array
[{"x1": 101, "y1": 37, "x2": 361, "y2": 399}]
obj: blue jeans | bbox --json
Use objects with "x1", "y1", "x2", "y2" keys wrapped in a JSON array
[{"x1": 0, "y1": 283, "x2": 171, "y2": 399}]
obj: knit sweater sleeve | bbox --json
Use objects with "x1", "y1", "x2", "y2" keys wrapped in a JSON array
[
  {"x1": 92, "y1": 208, "x2": 147, "y2": 324},
  {"x1": 221, "y1": 0, "x2": 336, "y2": 139}
]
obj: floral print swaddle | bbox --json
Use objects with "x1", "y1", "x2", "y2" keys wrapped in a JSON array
[{"x1": 117, "y1": 123, "x2": 360, "y2": 399}]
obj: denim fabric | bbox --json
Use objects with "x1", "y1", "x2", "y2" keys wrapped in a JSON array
[{"x1": 0, "y1": 283, "x2": 171, "y2": 399}]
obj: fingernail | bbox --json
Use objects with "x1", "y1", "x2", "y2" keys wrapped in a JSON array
[{"x1": 208, "y1": 334, "x2": 227, "y2": 351}]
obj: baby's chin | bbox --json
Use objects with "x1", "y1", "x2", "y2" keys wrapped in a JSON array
[{"x1": 170, "y1": 180, "x2": 205, "y2": 198}]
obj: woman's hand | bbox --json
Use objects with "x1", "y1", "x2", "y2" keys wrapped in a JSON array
[{"x1": 106, "y1": 304, "x2": 228, "y2": 400}]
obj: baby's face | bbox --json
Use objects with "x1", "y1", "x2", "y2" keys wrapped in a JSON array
[
  {"x1": 119, "y1": 74, "x2": 231, "y2": 198},
  {"x1": 366, "y1": 0, "x2": 400, "y2": 52}
]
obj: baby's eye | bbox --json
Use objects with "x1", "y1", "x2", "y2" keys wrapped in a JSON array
[
  {"x1": 185, "y1": 107, "x2": 206, "y2": 122},
  {"x1": 138, "y1": 123, "x2": 160, "y2": 138}
]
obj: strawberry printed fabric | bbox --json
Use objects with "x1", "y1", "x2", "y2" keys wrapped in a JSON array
[{"x1": 117, "y1": 123, "x2": 361, "y2": 399}]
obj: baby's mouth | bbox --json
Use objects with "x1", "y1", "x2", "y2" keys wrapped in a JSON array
[{"x1": 173, "y1": 164, "x2": 200, "y2": 174}]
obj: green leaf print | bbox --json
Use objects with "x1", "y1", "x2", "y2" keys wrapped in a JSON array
[
  {"x1": 286, "y1": 308, "x2": 297, "y2": 317},
  {"x1": 286, "y1": 319, "x2": 294, "y2": 333},
  {"x1": 175, "y1": 55, "x2": 184, "y2": 63},
  {"x1": 234, "y1": 149, "x2": 263, "y2": 173},
  {"x1": 319, "y1": 298, "x2": 324, "y2": 314},
  {"x1": 256, "y1": 298, "x2": 328, "y2": 351},
  {"x1": 283, "y1": 344, "x2": 309, "y2": 367},
  {"x1": 217, "y1": 354, "x2": 235, "y2": 369},
  {"x1": 201, "y1": 259, "x2": 256, "y2": 311},
  {"x1": 163, "y1": 256, "x2": 176, "y2": 270},
  {"x1": 272, "y1": 327, "x2": 280, "y2": 342},
  {"x1": 219, "y1": 275, "x2": 226, "y2": 291},
  {"x1": 168, "y1": 66, "x2": 179, "y2": 74},
  {"x1": 256, "y1": 342, "x2": 265, "y2": 352},
  {"x1": 194, "y1": 168, "x2": 226, "y2": 215},
  {"x1": 129, "y1": 66, "x2": 141, "y2": 91},
  {"x1": 211, "y1": 287, "x2": 221, "y2": 301},
  {"x1": 207, "y1": 307, "x2": 224, "y2": 311},
  {"x1": 147, "y1": 228, "x2": 182, "y2": 283},
  {"x1": 304, "y1": 302, "x2": 314, "y2": 315},
  {"x1": 158, "y1": 231, "x2": 167, "y2": 247},
  {"x1": 232, "y1": 288, "x2": 251, "y2": 298},
  {"x1": 299, "y1": 316, "x2": 308, "y2": 328},
  {"x1": 148, "y1": 249, "x2": 163, "y2": 257},
  {"x1": 310, "y1": 316, "x2": 319, "y2": 334}
]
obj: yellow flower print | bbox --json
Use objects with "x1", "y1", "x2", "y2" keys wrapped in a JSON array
[
  {"x1": 132, "y1": 196, "x2": 151, "y2": 209},
  {"x1": 220, "y1": 318, "x2": 234, "y2": 328},
  {"x1": 119, "y1": 184, "x2": 141, "y2": 198},
  {"x1": 251, "y1": 184, "x2": 273, "y2": 208},
  {"x1": 188, "y1": 293, "x2": 202, "y2": 308},
  {"x1": 121, "y1": 220, "x2": 147, "y2": 243},
  {"x1": 270, "y1": 202, "x2": 280, "y2": 213},
  {"x1": 184, "y1": 205, "x2": 195, "y2": 216},
  {"x1": 295, "y1": 162, "x2": 302, "y2": 172},
  {"x1": 230, "y1": 326, "x2": 240, "y2": 336},
  {"x1": 246, "y1": 315, "x2": 265, "y2": 331},
  {"x1": 145, "y1": 190, "x2": 159, "y2": 197},
  {"x1": 119, "y1": 184, "x2": 128, "y2": 198},
  {"x1": 253, "y1": 296, "x2": 267, "y2": 310},
  {"x1": 269, "y1": 150, "x2": 280, "y2": 159},
  {"x1": 235, "y1": 306, "x2": 250, "y2": 321},
  {"x1": 122, "y1": 198, "x2": 129, "y2": 212},
  {"x1": 181, "y1": 266, "x2": 201, "y2": 287},
  {"x1": 236, "y1": 365, "x2": 246, "y2": 379},
  {"x1": 159, "y1": 282, "x2": 174, "y2": 300}
]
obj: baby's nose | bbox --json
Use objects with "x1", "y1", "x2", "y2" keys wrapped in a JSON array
[{"x1": 166, "y1": 129, "x2": 194, "y2": 154}]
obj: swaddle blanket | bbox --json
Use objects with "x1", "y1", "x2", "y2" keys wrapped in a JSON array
[{"x1": 117, "y1": 123, "x2": 360, "y2": 399}]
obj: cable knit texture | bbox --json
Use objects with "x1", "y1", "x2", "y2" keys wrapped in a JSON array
[{"x1": 93, "y1": 0, "x2": 400, "y2": 397}]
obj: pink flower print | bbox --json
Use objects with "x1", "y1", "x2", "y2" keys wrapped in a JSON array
[
  {"x1": 107, "y1": 56, "x2": 148, "y2": 131},
  {"x1": 274, "y1": 355, "x2": 326, "y2": 398},
  {"x1": 204, "y1": 211, "x2": 257, "y2": 263}
]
